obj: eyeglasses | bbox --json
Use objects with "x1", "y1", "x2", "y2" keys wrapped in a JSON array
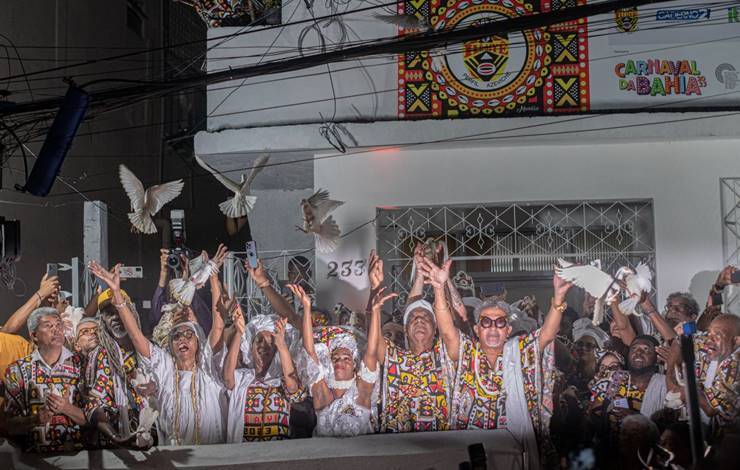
[
  {"x1": 574, "y1": 341, "x2": 598, "y2": 351},
  {"x1": 78, "y1": 327, "x2": 98, "y2": 337},
  {"x1": 478, "y1": 316, "x2": 508, "y2": 329},
  {"x1": 172, "y1": 329, "x2": 195, "y2": 342}
]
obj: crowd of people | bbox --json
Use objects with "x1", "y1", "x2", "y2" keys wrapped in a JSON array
[{"x1": 0, "y1": 242, "x2": 738, "y2": 469}]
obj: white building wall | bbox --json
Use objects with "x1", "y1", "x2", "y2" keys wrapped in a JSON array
[{"x1": 314, "y1": 138, "x2": 740, "y2": 311}]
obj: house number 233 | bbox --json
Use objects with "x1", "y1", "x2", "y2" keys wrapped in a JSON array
[{"x1": 327, "y1": 260, "x2": 366, "y2": 278}]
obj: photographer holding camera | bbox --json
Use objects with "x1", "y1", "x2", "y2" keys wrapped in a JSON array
[{"x1": 149, "y1": 249, "x2": 212, "y2": 335}]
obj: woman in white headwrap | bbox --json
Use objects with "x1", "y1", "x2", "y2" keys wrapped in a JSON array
[
  {"x1": 288, "y1": 283, "x2": 396, "y2": 437},
  {"x1": 223, "y1": 308, "x2": 306, "y2": 442},
  {"x1": 89, "y1": 261, "x2": 228, "y2": 446}
]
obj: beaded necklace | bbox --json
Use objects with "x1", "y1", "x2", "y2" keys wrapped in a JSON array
[{"x1": 173, "y1": 362, "x2": 200, "y2": 445}]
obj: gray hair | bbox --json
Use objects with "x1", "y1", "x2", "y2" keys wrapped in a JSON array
[
  {"x1": 666, "y1": 292, "x2": 700, "y2": 318},
  {"x1": 473, "y1": 299, "x2": 511, "y2": 323},
  {"x1": 27, "y1": 307, "x2": 61, "y2": 334}
]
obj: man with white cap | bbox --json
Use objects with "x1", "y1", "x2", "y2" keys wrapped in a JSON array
[
  {"x1": 223, "y1": 309, "x2": 305, "y2": 442},
  {"x1": 2, "y1": 307, "x2": 86, "y2": 452},
  {"x1": 89, "y1": 261, "x2": 228, "y2": 446},
  {"x1": 417, "y1": 256, "x2": 573, "y2": 469},
  {"x1": 367, "y1": 250, "x2": 455, "y2": 433}
]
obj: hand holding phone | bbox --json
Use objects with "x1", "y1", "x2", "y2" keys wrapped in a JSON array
[{"x1": 245, "y1": 241, "x2": 259, "y2": 269}]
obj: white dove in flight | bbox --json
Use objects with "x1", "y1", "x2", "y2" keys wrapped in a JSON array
[
  {"x1": 556, "y1": 259, "x2": 652, "y2": 325},
  {"x1": 195, "y1": 153, "x2": 270, "y2": 218},
  {"x1": 119, "y1": 164, "x2": 183, "y2": 234},
  {"x1": 299, "y1": 189, "x2": 344, "y2": 253}
]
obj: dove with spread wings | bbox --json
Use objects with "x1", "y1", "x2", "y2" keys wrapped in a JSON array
[
  {"x1": 298, "y1": 189, "x2": 344, "y2": 253},
  {"x1": 195, "y1": 153, "x2": 269, "y2": 218},
  {"x1": 556, "y1": 258, "x2": 653, "y2": 326},
  {"x1": 119, "y1": 164, "x2": 184, "y2": 234}
]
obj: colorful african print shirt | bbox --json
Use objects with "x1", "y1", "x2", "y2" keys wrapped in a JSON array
[
  {"x1": 380, "y1": 338, "x2": 454, "y2": 433},
  {"x1": 450, "y1": 331, "x2": 546, "y2": 430},
  {"x1": 84, "y1": 344, "x2": 146, "y2": 437},
  {"x1": 242, "y1": 378, "x2": 306, "y2": 441},
  {"x1": 2, "y1": 347, "x2": 84, "y2": 453},
  {"x1": 693, "y1": 333, "x2": 740, "y2": 427},
  {"x1": 590, "y1": 370, "x2": 645, "y2": 414}
]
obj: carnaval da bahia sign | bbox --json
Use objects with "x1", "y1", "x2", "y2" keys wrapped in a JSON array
[{"x1": 615, "y1": 59, "x2": 707, "y2": 96}]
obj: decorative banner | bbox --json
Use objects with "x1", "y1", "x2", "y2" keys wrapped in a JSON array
[{"x1": 397, "y1": 0, "x2": 591, "y2": 119}]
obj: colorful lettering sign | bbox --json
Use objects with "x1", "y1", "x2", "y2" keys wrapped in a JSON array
[{"x1": 614, "y1": 60, "x2": 707, "y2": 96}]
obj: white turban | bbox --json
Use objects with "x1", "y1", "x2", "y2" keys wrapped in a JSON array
[
  {"x1": 572, "y1": 317, "x2": 610, "y2": 348},
  {"x1": 403, "y1": 299, "x2": 435, "y2": 327}
]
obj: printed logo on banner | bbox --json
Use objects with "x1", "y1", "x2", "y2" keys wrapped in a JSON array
[
  {"x1": 655, "y1": 9, "x2": 711, "y2": 22},
  {"x1": 615, "y1": 7, "x2": 639, "y2": 32},
  {"x1": 730, "y1": 7, "x2": 739, "y2": 23},
  {"x1": 615, "y1": 59, "x2": 708, "y2": 96},
  {"x1": 716, "y1": 63, "x2": 738, "y2": 89},
  {"x1": 397, "y1": 0, "x2": 591, "y2": 118}
]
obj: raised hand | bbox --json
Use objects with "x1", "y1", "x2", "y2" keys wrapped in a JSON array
[
  {"x1": 38, "y1": 273, "x2": 60, "y2": 301},
  {"x1": 370, "y1": 287, "x2": 398, "y2": 312},
  {"x1": 274, "y1": 318, "x2": 288, "y2": 350},
  {"x1": 418, "y1": 257, "x2": 452, "y2": 290},
  {"x1": 216, "y1": 292, "x2": 238, "y2": 320},
  {"x1": 211, "y1": 244, "x2": 229, "y2": 270},
  {"x1": 232, "y1": 304, "x2": 246, "y2": 335},
  {"x1": 286, "y1": 283, "x2": 311, "y2": 309},
  {"x1": 715, "y1": 265, "x2": 738, "y2": 289},
  {"x1": 246, "y1": 259, "x2": 270, "y2": 287},
  {"x1": 552, "y1": 272, "x2": 573, "y2": 305},
  {"x1": 89, "y1": 261, "x2": 122, "y2": 291},
  {"x1": 368, "y1": 249, "x2": 384, "y2": 291}
]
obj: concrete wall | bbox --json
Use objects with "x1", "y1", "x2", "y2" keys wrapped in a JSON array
[{"x1": 313, "y1": 138, "x2": 740, "y2": 312}]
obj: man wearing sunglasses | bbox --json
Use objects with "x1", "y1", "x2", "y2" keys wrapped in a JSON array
[{"x1": 417, "y1": 256, "x2": 572, "y2": 469}]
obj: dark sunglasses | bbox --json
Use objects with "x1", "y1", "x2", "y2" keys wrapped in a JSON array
[
  {"x1": 172, "y1": 329, "x2": 195, "y2": 342},
  {"x1": 478, "y1": 316, "x2": 508, "y2": 329}
]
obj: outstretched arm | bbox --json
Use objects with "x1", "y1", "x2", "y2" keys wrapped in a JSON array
[
  {"x1": 223, "y1": 306, "x2": 245, "y2": 391},
  {"x1": 2, "y1": 274, "x2": 59, "y2": 334},
  {"x1": 89, "y1": 262, "x2": 151, "y2": 358},
  {"x1": 358, "y1": 287, "x2": 397, "y2": 408},
  {"x1": 539, "y1": 273, "x2": 573, "y2": 349},
  {"x1": 206, "y1": 245, "x2": 230, "y2": 351},
  {"x1": 406, "y1": 243, "x2": 426, "y2": 303},
  {"x1": 248, "y1": 260, "x2": 301, "y2": 328},
  {"x1": 274, "y1": 318, "x2": 300, "y2": 395},
  {"x1": 640, "y1": 295, "x2": 676, "y2": 341},
  {"x1": 417, "y1": 257, "x2": 460, "y2": 360},
  {"x1": 366, "y1": 250, "x2": 388, "y2": 364},
  {"x1": 610, "y1": 299, "x2": 637, "y2": 346},
  {"x1": 288, "y1": 283, "x2": 333, "y2": 410}
]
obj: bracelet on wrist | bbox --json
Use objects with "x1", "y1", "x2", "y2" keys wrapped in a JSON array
[
  {"x1": 35, "y1": 292, "x2": 44, "y2": 305},
  {"x1": 551, "y1": 297, "x2": 567, "y2": 313}
]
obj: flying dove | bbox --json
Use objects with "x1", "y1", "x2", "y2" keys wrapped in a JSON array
[
  {"x1": 556, "y1": 259, "x2": 652, "y2": 325},
  {"x1": 195, "y1": 153, "x2": 270, "y2": 218},
  {"x1": 299, "y1": 189, "x2": 344, "y2": 253},
  {"x1": 119, "y1": 164, "x2": 184, "y2": 234}
]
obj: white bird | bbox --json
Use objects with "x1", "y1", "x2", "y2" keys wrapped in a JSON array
[
  {"x1": 374, "y1": 13, "x2": 431, "y2": 33},
  {"x1": 556, "y1": 258, "x2": 652, "y2": 325},
  {"x1": 195, "y1": 153, "x2": 270, "y2": 218},
  {"x1": 299, "y1": 189, "x2": 344, "y2": 253},
  {"x1": 169, "y1": 260, "x2": 219, "y2": 306},
  {"x1": 119, "y1": 165, "x2": 184, "y2": 234}
]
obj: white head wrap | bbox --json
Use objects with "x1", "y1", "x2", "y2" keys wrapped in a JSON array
[
  {"x1": 572, "y1": 317, "x2": 610, "y2": 348},
  {"x1": 403, "y1": 300, "x2": 435, "y2": 327},
  {"x1": 462, "y1": 297, "x2": 482, "y2": 309},
  {"x1": 167, "y1": 321, "x2": 217, "y2": 378},
  {"x1": 239, "y1": 314, "x2": 298, "y2": 383}
]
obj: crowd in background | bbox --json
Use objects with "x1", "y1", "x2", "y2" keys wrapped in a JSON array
[{"x1": 0, "y1": 242, "x2": 738, "y2": 469}]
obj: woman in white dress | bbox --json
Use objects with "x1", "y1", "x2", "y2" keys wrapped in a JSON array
[
  {"x1": 89, "y1": 258, "x2": 228, "y2": 446},
  {"x1": 288, "y1": 283, "x2": 395, "y2": 437}
]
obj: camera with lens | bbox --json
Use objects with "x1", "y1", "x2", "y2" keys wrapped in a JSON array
[{"x1": 167, "y1": 209, "x2": 187, "y2": 270}]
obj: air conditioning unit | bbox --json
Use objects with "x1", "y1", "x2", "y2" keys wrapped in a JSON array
[{"x1": 0, "y1": 216, "x2": 21, "y2": 261}]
